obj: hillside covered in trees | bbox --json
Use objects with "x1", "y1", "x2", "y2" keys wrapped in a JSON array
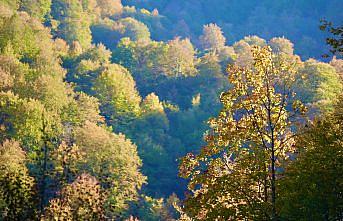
[
  {"x1": 0, "y1": 0, "x2": 342, "y2": 220},
  {"x1": 123, "y1": 0, "x2": 343, "y2": 59}
]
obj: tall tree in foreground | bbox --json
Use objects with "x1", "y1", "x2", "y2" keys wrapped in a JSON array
[{"x1": 179, "y1": 46, "x2": 306, "y2": 220}]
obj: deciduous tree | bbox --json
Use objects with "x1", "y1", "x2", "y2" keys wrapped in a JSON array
[
  {"x1": 0, "y1": 140, "x2": 36, "y2": 220},
  {"x1": 269, "y1": 37, "x2": 294, "y2": 55},
  {"x1": 44, "y1": 173, "x2": 104, "y2": 220},
  {"x1": 93, "y1": 63, "x2": 142, "y2": 124},
  {"x1": 179, "y1": 46, "x2": 305, "y2": 220},
  {"x1": 295, "y1": 58, "x2": 342, "y2": 112},
  {"x1": 73, "y1": 121, "x2": 146, "y2": 217},
  {"x1": 199, "y1": 23, "x2": 226, "y2": 52}
]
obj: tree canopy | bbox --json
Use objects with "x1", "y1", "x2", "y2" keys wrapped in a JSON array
[{"x1": 0, "y1": 0, "x2": 342, "y2": 220}]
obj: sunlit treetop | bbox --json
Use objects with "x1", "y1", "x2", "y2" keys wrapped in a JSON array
[
  {"x1": 179, "y1": 46, "x2": 307, "y2": 220},
  {"x1": 141, "y1": 93, "x2": 165, "y2": 114},
  {"x1": 269, "y1": 37, "x2": 294, "y2": 55},
  {"x1": 97, "y1": 0, "x2": 123, "y2": 17},
  {"x1": 242, "y1": 35, "x2": 267, "y2": 47},
  {"x1": 199, "y1": 23, "x2": 226, "y2": 51}
]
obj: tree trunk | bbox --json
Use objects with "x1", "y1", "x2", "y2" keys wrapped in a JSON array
[
  {"x1": 40, "y1": 113, "x2": 49, "y2": 217},
  {"x1": 271, "y1": 135, "x2": 276, "y2": 220}
]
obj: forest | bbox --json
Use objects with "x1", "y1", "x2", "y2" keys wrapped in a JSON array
[{"x1": 0, "y1": 0, "x2": 342, "y2": 220}]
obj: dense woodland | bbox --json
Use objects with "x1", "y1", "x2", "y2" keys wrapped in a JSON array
[
  {"x1": 122, "y1": 0, "x2": 343, "y2": 59},
  {"x1": 0, "y1": 0, "x2": 342, "y2": 220}
]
